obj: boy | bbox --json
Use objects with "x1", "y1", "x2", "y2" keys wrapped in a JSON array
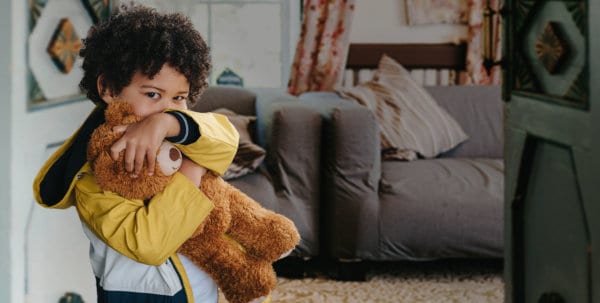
[{"x1": 33, "y1": 3, "x2": 239, "y2": 303}]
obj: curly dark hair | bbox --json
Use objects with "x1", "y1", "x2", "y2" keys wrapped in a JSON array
[{"x1": 79, "y1": 3, "x2": 211, "y2": 105}]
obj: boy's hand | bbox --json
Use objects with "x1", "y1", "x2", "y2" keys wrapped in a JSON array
[
  {"x1": 178, "y1": 157, "x2": 208, "y2": 187},
  {"x1": 111, "y1": 113, "x2": 181, "y2": 177}
]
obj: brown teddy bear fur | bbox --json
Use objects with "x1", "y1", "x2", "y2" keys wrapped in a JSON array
[
  {"x1": 87, "y1": 102, "x2": 173, "y2": 200},
  {"x1": 87, "y1": 101, "x2": 300, "y2": 303}
]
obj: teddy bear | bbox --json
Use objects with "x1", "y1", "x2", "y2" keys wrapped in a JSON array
[{"x1": 87, "y1": 100, "x2": 301, "y2": 303}]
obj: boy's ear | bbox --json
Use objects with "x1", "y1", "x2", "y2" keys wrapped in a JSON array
[{"x1": 97, "y1": 75, "x2": 115, "y2": 104}]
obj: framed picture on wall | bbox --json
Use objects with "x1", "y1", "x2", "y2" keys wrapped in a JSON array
[
  {"x1": 405, "y1": 0, "x2": 468, "y2": 26},
  {"x1": 28, "y1": 0, "x2": 113, "y2": 110}
]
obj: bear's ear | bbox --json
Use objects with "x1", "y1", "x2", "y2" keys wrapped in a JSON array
[
  {"x1": 104, "y1": 101, "x2": 137, "y2": 125},
  {"x1": 156, "y1": 142, "x2": 182, "y2": 176}
]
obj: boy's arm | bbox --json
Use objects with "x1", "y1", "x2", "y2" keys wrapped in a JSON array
[
  {"x1": 110, "y1": 110, "x2": 238, "y2": 178},
  {"x1": 75, "y1": 167, "x2": 213, "y2": 266},
  {"x1": 166, "y1": 110, "x2": 239, "y2": 176},
  {"x1": 109, "y1": 112, "x2": 182, "y2": 178}
]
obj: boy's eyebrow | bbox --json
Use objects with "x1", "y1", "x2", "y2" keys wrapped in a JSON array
[
  {"x1": 141, "y1": 85, "x2": 188, "y2": 95},
  {"x1": 141, "y1": 85, "x2": 165, "y2": 92}
]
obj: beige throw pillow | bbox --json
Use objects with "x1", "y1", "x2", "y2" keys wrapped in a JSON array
[
  {"x1": 337, "y1": 54, "x2": 468, "y2": 160},
  {"x1": 212, "y1": 108, "x2": 266, "y2": 180}
]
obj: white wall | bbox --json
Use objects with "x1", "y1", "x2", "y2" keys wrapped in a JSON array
[
  {"x1": 6, "y1": 1, "x2": 96, "y2": 303},
  {"x1": 0, "y1": 0, "x2": 13, "y2": 302},
  {"x1": 350, "y1": 0, "x2": 468, "y2": 43}
]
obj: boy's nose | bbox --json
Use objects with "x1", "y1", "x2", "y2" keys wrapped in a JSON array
[{"x1": 158, "y1": 99, "x2": 171, "y2": 110}]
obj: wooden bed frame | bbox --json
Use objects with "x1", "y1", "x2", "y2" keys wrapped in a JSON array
[{"x1": 342, "y1": 43, "x2": 467, "y2": 87}]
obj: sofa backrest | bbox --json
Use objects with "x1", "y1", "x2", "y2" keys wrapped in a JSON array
[
  {"x1": 426, "y1": 85, "x2": 504, "y2": 159},
  {"x1": 191, "y1": 86, "x2": 257, "y2": 116}
]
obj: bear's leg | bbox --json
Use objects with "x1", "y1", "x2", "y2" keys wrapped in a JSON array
[
  {"x1": 200, "y1": 173, "x2": 300, "y2": 261},
  {"x1": 225, "y1": 185, "x2": 300, "y2": 261},
  {"x1": 179, "y1": 235, "x2": 276, "y2": 303},
  {"x1": 217, "y1": 256, "x2": 277, "y2": 303}
]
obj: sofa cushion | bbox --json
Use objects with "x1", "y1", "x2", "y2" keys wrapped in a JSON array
[
  {"x1": 228, "y1": 170, "x2": 277, "y2": 209},
  {"x1": 337, "y1": 55, "x2": 468, "y2": 160},
  {"x1": 213, "y1": 108, "x2": 266, "y2": 180},
  {"x1": 373, "y1": 158, "x2": 504, "y2": 260},
  {"x1": 426, "y1": 85, "x2": 504, "y2": 158}
]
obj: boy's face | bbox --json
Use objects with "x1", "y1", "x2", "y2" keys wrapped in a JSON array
[{"x1": 100, "y1": 64, "x2": 190, "y2": 118}]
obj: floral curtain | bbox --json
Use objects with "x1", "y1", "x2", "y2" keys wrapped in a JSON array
[
  {"x1": 287, "y1": 0, "x2": 355, "y2": 96},
  {"x1": 460, "y1": 0, "x2": 502, "y2": 85}
]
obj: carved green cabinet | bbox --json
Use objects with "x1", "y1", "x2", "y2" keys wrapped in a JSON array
[{"x1": 504, "y1": 0, "x2": 600, "y2": 302}]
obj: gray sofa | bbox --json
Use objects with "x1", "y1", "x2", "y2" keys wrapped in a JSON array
[
  {"x1": 190, "y1": 86, "x2": 323, "y2": 259},
  {"x1": 301, "y1": 85, "x2": 504, "y2": 264},
  {"x1": 191, "y1": 85, "x2": 503, "y2": 279}
]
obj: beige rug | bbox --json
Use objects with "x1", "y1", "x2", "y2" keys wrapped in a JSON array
[{"x1": 219, "y1": 260, "x2": 504, "y2": 303}]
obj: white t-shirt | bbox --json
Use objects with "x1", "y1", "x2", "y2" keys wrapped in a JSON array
[
  {"x1": 177, "y1": 253, "x2": 218, "y2": 303},
  {"x1": 82, "y1": 223, "x2": 218, "y2": 301}
]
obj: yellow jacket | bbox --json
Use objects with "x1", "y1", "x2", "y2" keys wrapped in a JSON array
[{"x1": 32, "y1": 106, "x2": 239, "y2": 303}]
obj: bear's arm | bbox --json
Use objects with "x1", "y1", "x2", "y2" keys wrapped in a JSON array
[
  {"x1": 166, "y1": 110, "x2": 239, "y2": 176},
  {"x1": 74, "y1": 171, "x2": 214, "y2": 265}
]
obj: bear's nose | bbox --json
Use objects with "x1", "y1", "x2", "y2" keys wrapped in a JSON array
[{"x1": 169, "y1": 148, "x2": 181, "y2": 161}]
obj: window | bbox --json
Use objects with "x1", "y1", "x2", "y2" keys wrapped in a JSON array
[{"x1": 137, "y1": 0, "x2": 301, "y2": 88}]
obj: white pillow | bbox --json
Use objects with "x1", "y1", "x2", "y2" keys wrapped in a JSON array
[{"x1": 337, "y1": 55, "x2": 468, "y2": 160}]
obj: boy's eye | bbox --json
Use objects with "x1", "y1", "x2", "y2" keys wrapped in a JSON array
[
  {"x1": 146, "y1": 92, "x2": 160, "y2": 99},
  {"x1": 174, "y1": 96, "x2": 187, "y2": 102}
]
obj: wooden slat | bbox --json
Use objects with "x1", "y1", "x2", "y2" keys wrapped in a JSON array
[{"x1": 346, "y1": 43, "x2": 467, "y2": 70}]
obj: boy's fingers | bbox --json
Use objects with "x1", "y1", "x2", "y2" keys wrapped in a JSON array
[
  {"x1": 124, "y1": 143, "x2": 135, "y2": 173},
  {"x1": 146, "y1": 150, "x2": 156, "y2": 176},
  {"x1": 112, "y1": 125, "x2": 128, "y2": 133},
  {"x1": 110, "y1": 139, "x2": 126, "y2": 161},
  {"x1": 133, "y1": 148, "x2": 145, "y2": 177}
]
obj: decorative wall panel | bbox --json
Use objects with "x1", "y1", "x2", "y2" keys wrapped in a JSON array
[
  {"x1": 82, "y1": 0, "x2": 111, "y2": 23},
  {"x1": 504, "y1": 0, "x2": 596, "y2": 301},
  {"x1": 28, "y1": 0, "x2": 112, "y2": 109},
  {"x1": 47, "y1": 18, "x2": 82, "y2": 74},
  {"x1": 509, "y1": 0, "x2": 587, "y2": 108}
]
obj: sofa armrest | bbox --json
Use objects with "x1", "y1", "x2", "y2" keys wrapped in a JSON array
[
  {"x1": 192, "y1": 86, "x2": 257, "y2": 116},
  {"x1": 265, "y1": 105, "x2": 323, "y2": 257},
  {"x1": 322, "y1": 105, "x2": 382, "y2": 259}
]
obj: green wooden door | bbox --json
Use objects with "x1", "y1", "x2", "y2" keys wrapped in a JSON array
[{"x1": 504, "y1": 0, "x2": 599, "y2": 302}]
